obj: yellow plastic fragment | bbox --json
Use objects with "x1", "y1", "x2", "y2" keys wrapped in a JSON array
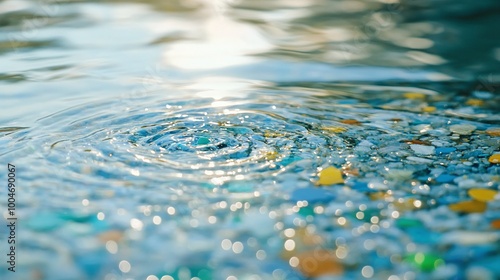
[
  {"x1": 468, "y1": 189, "x2": 498, "y2": 202},
  {"x1": 280, "y1": 227, "x2": 324, "y2": 260},
  {"x1": 264, "y1": 131, "x2": 285, "y2": 138},
  {"x1": 403, "y1": 92, "x2": 426, "y2": 99},
  {"x1": 449, "y1": 200, "x2": 487, "y2": 213},
  {"x1": 317, "y1": 166, "x2": 343, "y2": 186},
  {"x1": 465, "y1": 99, "x2": 484, "y2": 106},
  {"x1": 323, "y1": 126, "x2": 347, "y2": 133},
  {"x1": 394, "y1": 198, "x2": 422, "y2": 212},
  {"x1": 265, "y1": 151, "x2": 279, "y2": 160},
  {"x1": 489, "y1": 154, "x2": 500, "y2": 164},
  {"x1": 369, "y1": 192, "x2": 391, "y2": 201},
  {"x1": 340, "y1": 119, "x2": 361, "y2": 125},
  {"x1": 422, "y1": 106, "x2": 436, "y2": 113}
]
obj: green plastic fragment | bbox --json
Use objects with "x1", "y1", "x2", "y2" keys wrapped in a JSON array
[
  {"x1": 197, "y1": 137, "x2": 210, "y2": 145},
  {"x1": 405, "y1": 252, "x2": 444, "y2": 272},
  {"x1": 298, "y1": 206, "x2": 315, "y2": 217},
  {"x1": 396, "y1": 217, "x2": 423, "y2": 228}
]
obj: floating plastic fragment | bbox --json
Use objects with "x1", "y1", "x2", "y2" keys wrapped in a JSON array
[
  {"x1": 340, "y1": 119, "x2": 361, "y2": 125},
  {"x1": 197, "y1": 137, "x2": 210, "y2": 145},
  {"x1": 351, "y1": 182, "x2": 377, "y2": 193},
  {"x1": 436, "y1": 174, "x2": 456, "y2": 183},
  {"x1": 281, "y1": 227, "x2": 325, "y2": 260},
  {"x1": 394, "y1": 198, "x2": 422, "y2": 212},
  {"x1": 369, "y1": 192, "x2": 391, "y2": 201},
  {"x1": 402, "y1": 139, "x2": 431, "y2": 145},
  {"x1": 298, "y1": 206, "x2": 315, "y2": 217},
  {"x1": 435, "y1": 147, "x2": 456, "y2": 154},
  {"x1": 491, "y1": 220, "x2": 500, "y2": 229},
  {"x1": 403, "y1": 92, "x2": 426, "y2": 99},
  {"x1": 294, "y1": 250, "x2": 343, "y2": 277},
  {"x1": 396, "y1": 217, "x2": 423, "y2": 228},
  {"x1": 489, "y1": 154, "x2": 500, "y2": 164},
  {"x1": 59, "y1": 210, "x2": 94, "y2": 223},
  {"x1": 265, "y1": 151, "x2": 279, "y2": 160},
  {"x1": 264, "y1": 130, "x2": 285, "y2": 137},
  {"x1": 322, "y1": 126, "x2": 347, "y2": 133},
  {"x1": 449, "y1": 200, "x2": 487, "y2": 213},
  {"x1": 317, "y1": 166, "x2": 344, "y2": 186},
  {"x1": 405, "y1": 253, "x2": 444, "y2": 272},
  {"x1": 422, "y1": 106, "x2": 436, "y2": 113},
  {"x1": 486, "y1": 128, "x2": 500, "y2": 137},
  {"x1": 468, "y1": 189, "x2": 498, "y2": 202},
  {"x1": 466, "y1": 99, "x2": 484, "y2": 106}
]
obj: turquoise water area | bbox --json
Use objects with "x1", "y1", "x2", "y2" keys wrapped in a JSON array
[{"x1": 1, "y1": 0, "x2": 500, "y2": 279}]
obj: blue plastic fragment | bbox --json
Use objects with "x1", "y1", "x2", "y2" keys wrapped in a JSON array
[
  {"x1": 406, "y1": 227, "x2": 442, "y2": 245},
  {"x1": 436, "y1": 174, "x2": 456, "y2": 183},
  {"x1": 351, "y1": 182, "x2": 377, "y2": 193},
  {"x1": 290, "y1": 188, "x2": 335, "y2": 204},
  {"x1": 435, "y1": 147, "x2": 456, "y2": 154},
  {"x1": 437, "y1": 196, "x2": 462, "y2": 205}
]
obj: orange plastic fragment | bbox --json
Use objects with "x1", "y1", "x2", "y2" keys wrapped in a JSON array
[{"x1": 295, "y1": 249, "x2": 343, "y2": 277}]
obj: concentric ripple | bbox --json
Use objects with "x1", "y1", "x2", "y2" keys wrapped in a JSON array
[{"x1": 26, "y1": 88, "x2": 359, "y2": 190}]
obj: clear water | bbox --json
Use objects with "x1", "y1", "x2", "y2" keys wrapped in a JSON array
[{"x1": 1, "y1": 0, "x2": 500, "y2": 279}]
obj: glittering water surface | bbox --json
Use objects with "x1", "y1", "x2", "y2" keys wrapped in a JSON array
[{"x1": 1, "y1": 0, "x2": 500, "y2": 280}]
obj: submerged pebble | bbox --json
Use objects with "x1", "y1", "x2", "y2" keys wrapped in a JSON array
[
  {"x1": 449, "y1": 124, "x2": 477, "y2": 135},
  {"x1": 410, "y1": 144, "x2": 435, "y2": 155}
]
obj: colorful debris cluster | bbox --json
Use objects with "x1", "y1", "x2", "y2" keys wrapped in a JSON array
[{"x1": 5, "y1": 85, "x2": 500, "y2": 280}]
